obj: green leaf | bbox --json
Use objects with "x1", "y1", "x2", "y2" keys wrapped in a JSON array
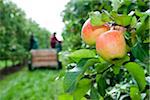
[
  {"x1": 125, "y1": 62, "x2": 146, "y2": 91},
  {"x1": 64, "y1": 58, "x2": 99, "y2": 93},
  {"x1": 110, "y1": 0, "x2": 122, "y2": 12},
  {"x1": 90, "y1": 86, "x2": 100, "y2": 100},
  {"x1": 83, "y1": 58, "x2": 100, "y2": 69},
  {"x1": 72, "y1": 78, "x2": 91, "y2": 100},
  {"x1": 143, "y1": 37, "x2": 150, "y2": 43},
  {"x1": 131, "y1": 43, "x2": 149, "y2": 64},
  {"x1": 80, "y1": 97, "x2": 87, "y2": 100},
  {"x1": 89, "y1": 11, "x2": 105, "y2": 26},
  {"x1": 99, "y1": 96, "x2": 104, "y2": 100},
  {"x1": 63, "y1": 72, "x2": 80, "y2": 92},
  {"x1": 78, "y1": 58, "x2": 99, "y2": 68},
  {"x1": 130, "y1": 86, "x2": 141, "y2": 100},
  {"x1": 58, "y1": 94, "x2": 73, "y2": 100},
  {"x1": 101, "y1": 11, "x2": 111, "y2": 22},
  {"x1": 77, "y1": 58, "x2": 99, "y2": 73},
  {"x1": 111, "y1": 12, "x2": 132, "y2": 26},
  {"x1": 146, "y1": 89, "x2": 150, "y2": 99},
  {"x1": 95, "y1": 62, "x2": 111, "y2": 73},
  {"x1": 136, "y1": 15, "x2": 149, "y2": 36},
  {"x1": 112, "y1": 55, "x2": 130, "y2": 66},
  {"x1": 76, "y1": 58, "x2": 100, "y2": 75},
  {"x1": 98, "y1": 56, "x2": 106, "y2": 63},
  {"x1": 69, "y1": 49, "x2": 96, "y2": 63},
  {"x1": 112, "y1": 65, "x2": 120, "y2": 75},
  {"x1": 77, "y1": 58, "x2": 91, "y2": 68},
  {"x1": 130, "y1": 16, "x2": 137, "y2": 28},
  {"x1": 96, "y1": 75, "x2": 107, "y2": 97},
  {"x1": 135, "y1": 10, "x2": 147, "y2": 17}
]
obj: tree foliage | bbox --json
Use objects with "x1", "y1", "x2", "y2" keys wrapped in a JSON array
[
  {"x1": 62, "y1": 0, "x2": 112, "y2": 50},
  {"x1": 0, "y1": 0, "x2": 51, "y2": 58},
  {"x1": 60, "y1": 0, "x2": 150, "y2": 99},
  {"x1": 62, "y1": 0, "x2": 149, "y2": 50}
]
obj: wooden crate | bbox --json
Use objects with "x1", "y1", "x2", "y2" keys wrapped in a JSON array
[{"x1": 30, "y1": 49, "x2": 58, "y2": 68}]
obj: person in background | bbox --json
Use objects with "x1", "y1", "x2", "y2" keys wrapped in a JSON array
[
  {"x1": 29, "y1": 33, "x2": 39, "y2": 51},
  {"x1": 56, "y1": 41, "x2": 62, "y2": 52},
  {"x1": 50, "y1": 32, "x2": 59, "y2": 48},
  {"x1": 55, "y1": 41, "x2": 62, "y2": 69},
  {"x1": 50, "y1": 32, "x2": 62, "y2": 69}
]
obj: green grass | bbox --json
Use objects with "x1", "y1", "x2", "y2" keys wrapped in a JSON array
[
  {"x1": 0, "y1": 60, "x2": 20, "y2": 69},
  {"x1": 0, "y1": 68, "x2": 64, "y2": 100}
]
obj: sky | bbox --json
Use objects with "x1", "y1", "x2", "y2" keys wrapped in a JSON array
[{"x1": 11, "y1": 0, "x2": 70, "y2": 40}]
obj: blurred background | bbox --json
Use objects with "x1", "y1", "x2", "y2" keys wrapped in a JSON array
[
  {"x1": 0, "y1": 0, "x2": 70, "y2": 99},
  {"x1": 0, "y1": 0, "x2": 149, "y2": 100}
]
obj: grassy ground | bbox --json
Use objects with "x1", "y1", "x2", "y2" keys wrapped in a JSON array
[
  {"x1": 0, "y1": 67, "x2": 64, "y2": 100},
  {"x1": 0, "y1": 60, "x2": 20, "y2": 69}
]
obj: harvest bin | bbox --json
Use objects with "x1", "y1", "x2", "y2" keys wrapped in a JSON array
[{"x1": 28, "y1": 49, "x2": 59, "y2": 70}]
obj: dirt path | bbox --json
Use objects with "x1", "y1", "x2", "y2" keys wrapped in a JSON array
[{"x1": 0, "y1": 63, "x2": 25, "y2": 80}]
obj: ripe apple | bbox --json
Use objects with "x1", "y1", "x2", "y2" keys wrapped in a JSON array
[
  {"x1": 81, "y1": 18, "x2": 110, "y2": 45},
  {"x1": 96, "y1": 30, "x2": 126, "y2": 62}
]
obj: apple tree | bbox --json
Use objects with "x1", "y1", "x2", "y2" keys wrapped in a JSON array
[
  {"x1": 0, "y1": 0, "x2": 51, "y2": 61},
  {"x1": 59, "y1": 0, "x2": 149, "y2": 99}
]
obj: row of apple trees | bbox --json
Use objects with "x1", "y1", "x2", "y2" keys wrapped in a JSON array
[
  {"x1": 59, "y1": 0, "x2": 149, "y2": 99},
  {"x1": 0, "y1": 0, "x2": 50, "y2": 66}
]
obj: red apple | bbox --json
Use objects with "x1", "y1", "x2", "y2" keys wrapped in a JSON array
[
  {"x1": 96, "y1": 30, "x2": 126, "y2": 62},
  {"x1": 81, "y1": 18, "x2": 110, "y2": 45}
]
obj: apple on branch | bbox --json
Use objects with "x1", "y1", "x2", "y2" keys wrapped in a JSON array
[
  {"x1": 81, "y1": 18, "x2": 110, "y2": 45},
  {"x1": 96, "y1": 30, "x2": 126, "y2": 62}
]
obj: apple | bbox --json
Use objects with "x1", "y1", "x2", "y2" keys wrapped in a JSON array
[
  {"x1": 96, "y1": 30, "x2": 126, "y2": 62},
  {"x1": 81, "y1": 18, "x2": 110, "y2": 45}
]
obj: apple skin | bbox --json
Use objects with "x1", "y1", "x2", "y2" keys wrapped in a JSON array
[
  {"x1": 96, "y1": 30, "x2": 126, "y2": 62},
  {"x1": 81, "y1": 19, "x2": 110, "y2": 45}
]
